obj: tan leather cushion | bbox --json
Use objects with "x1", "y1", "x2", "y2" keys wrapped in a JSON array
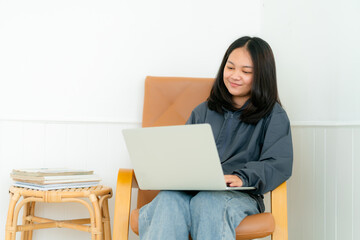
[
  {"x1": 142, "y1": 76, "x2": 214, "y2": 128},
  {"x1": 130, "y1": 209, "x2": 275, "y2": 239},
  {"x1": 137, "y1": 190, "x2": 160, "y2": 209}
]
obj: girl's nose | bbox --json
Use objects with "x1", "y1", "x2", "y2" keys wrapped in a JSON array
[{"x1": 231, "y1": 70, "x2": 242, "y2": 80}]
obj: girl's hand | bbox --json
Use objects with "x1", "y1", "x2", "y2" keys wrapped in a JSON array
[{"x1": 224, "y1": 175, "x2": 243, "y2": 187}]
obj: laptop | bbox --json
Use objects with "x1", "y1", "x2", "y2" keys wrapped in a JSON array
[{"x1": 122, "y1": 124, "x2": 255, "y2": 191}]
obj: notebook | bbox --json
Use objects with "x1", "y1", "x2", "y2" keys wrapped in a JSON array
[{"x1": 122, "y1": 124, "x2": 255, "y2": 191}]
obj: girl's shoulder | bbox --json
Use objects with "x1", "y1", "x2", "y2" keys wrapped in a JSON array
[
  {"x1": 266, "y1": 102, "x2": 290, "y2": 125},
  {"x1": 190, "y1": 101, "x2": 211, "y2": 116},
  {"x1": 188, "y1": 101, "x2": 221, "y2": 124},
  {"x1": 272, "y1": 102, "x2": 287, "y2": 114},
  {"x1": 192, "y1": 101, "x2": 208, "y2": 111}
]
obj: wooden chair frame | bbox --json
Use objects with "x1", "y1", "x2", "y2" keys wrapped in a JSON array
[
  {"x1": 112, "y1": 76, "x2": 289, "y2": 240},
  {"x1": 112, "y1": 169, "x2": 288, "y2": 240}
]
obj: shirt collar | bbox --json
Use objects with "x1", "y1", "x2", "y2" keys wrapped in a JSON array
[{"x1": 222, "y1": 99, "x2": 250, "y2": 114}]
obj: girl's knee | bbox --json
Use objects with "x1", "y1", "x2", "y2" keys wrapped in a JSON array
[
  {"x1": 152, "y1": 191, "x2": 191, "y2": 209},
  {"x1": 190, "y1": 191, "x2": 227, "y2": 210},
  {"x1": 157, "y1": 190, "x2": 188, "y2": 200}
]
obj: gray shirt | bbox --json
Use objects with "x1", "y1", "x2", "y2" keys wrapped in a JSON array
[{"x1": 186, "y1": 101, "x2": 293, "y2": 212}]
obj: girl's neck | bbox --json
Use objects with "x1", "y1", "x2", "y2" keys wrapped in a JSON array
[{"x1": 233, "y1": 96, "x2": 250, "y2": 109}]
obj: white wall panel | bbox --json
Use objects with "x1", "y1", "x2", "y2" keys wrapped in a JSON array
[
  {"x1": 86, "y1": 124, "x2": 110, "y2": 169},
  {"x1": 23, "y1": 122, "x2": 46, "y2": 166},
  {"x1": 0, "y1": 122, "x2": 24, "y2": 168},
  {"x1": 332, "y1": 128, "x2": 353, "y2": 240},
  {"x1": 66, "y1": 124, "x2": 89, "y2": 169},
  {"x1": 289, "y1": 125, "x2": 359, "y2": 240},
  {"x1": 302, "y1": 128, "x2": 316, "y2": 240},
  {"x1": 314, "y1": 128, "x2": 326, "y2": 239},
  {"x1": 325, "y1": 128, "x2": 339, "y2": 240},
  {"x1": 0, "y1": 122, "x2": 25, "y2": 196},
  {"x1": 354, "y1": 128, "x2": 360, "y2": 240},
  {"x1": 45, "y1": 124, "x2": 68, "y2": 167},
  {"x1": 287, "y1": 127, "x2": 303, "y2": 240}
]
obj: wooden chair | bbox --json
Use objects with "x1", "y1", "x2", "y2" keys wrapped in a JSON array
[
  {"x1": 5, "y1": 185, "x2": 112, "y2": 240},
  {"x1": 113, "y1": 76, "x2": 288, "y2": 240}
]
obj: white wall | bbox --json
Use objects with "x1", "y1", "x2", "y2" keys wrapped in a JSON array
[
  {"x1": 261, "y1": 0, "x2": 360, "y2": 123},
  {"x1": 0, "y1": 1, "x2": 263, "y2": 239},
  {"x1": 262, "y1": 1, "x2": 360, "y2": 240},
  {"x1": 0, "y1": 0, "x2": 262, "y2": 123}
]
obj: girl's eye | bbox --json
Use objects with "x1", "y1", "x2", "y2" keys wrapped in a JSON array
[
  {"x1": 226, "y1": 66, "x2": 234, "y2": 70},
  {"x1": 243, "y1": 71, "x2": 252, "y2": 74}
]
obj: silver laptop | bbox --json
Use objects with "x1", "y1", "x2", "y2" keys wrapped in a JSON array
[{"x1": 122, "y1": 124, "x2": 255, "y2": 191}]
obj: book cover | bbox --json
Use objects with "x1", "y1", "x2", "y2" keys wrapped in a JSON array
[
  {"x1": 13, "y1": 181, "x2": 100, "y2": 190},
  {"x1": 11, "y1": 174, "x2": 101, "y2": 184},
  {"x1": 12, "y1": 168, "x2": 94, "y2": 177}
]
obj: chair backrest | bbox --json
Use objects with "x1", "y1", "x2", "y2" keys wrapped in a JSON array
[{"x1": 137, "y1": 76, "x2": 214, "y2": 209}]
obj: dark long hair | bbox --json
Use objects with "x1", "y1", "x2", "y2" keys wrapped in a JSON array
[{"x1": 207, "y1": 36, "x2": 281, "y2": 124}]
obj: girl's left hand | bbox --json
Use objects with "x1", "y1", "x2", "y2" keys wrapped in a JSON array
[{"x1": 224, "y1": 175, "x2": 243, "y2": 187}]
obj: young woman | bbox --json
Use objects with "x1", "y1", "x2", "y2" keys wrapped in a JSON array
[{"x1": 139, "y1": 36, "x2": 293, "y2": 240}]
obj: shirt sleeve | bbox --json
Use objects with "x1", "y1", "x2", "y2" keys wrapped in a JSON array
[{"x1": 234, "y1": 110, "x2": 293, "y2": 195}]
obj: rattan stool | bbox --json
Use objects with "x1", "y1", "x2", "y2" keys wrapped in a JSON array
[{"x1": 5, "y1": 185, "x2": 112, "y2": 240}]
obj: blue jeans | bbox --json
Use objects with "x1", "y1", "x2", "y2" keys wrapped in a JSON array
[{"x1": 139, "y1": 190, "x2": 260, "y2": 240}]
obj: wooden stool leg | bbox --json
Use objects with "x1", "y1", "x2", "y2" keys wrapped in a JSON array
[
  {"x1": 6, "y1": 192, "x2": 21, "y2": 240},
  {"x1": 27, "y1": 202, "x2": 36, "y2": 240},
  {"x1": 21, "y1": 200, "x2": 30, "y2": 240},
  {"x1": 102, "y1": 198, "x2": 111, "y2": 240},
  {"x1": 89, "y1": 194, "x2": 103, "y2": 240},
  {"x1": 21, "y1": 200, "x2": 36, "y2": 240}
]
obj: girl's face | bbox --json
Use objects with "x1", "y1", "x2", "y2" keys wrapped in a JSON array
[{"x1": 223, "y1": 47, "x2": 254, "y2": 108}]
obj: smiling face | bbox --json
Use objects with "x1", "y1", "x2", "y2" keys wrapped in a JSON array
[{"x1": 223, "y1": 47, "x2": 254, "y2": 108}]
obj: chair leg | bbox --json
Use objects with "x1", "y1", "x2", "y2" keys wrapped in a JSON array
[
  {"x1": 113, "y1": 169, "x2": 134, "y2": 240},
  {"x1": 271, "y1": 182, "x2": 288, "y2": 240}
]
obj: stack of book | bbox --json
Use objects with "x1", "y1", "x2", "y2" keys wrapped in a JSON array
[{"x1": 11, "y1": 168, "x2": 101, "y2": 190}]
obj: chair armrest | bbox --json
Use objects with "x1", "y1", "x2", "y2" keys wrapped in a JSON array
[
  {"x1": 112, "y1": 169, "x2": 137, "y2": 240},
  {"x1": 271, "y1": 181, "x2": 288, "y2": 240}
]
